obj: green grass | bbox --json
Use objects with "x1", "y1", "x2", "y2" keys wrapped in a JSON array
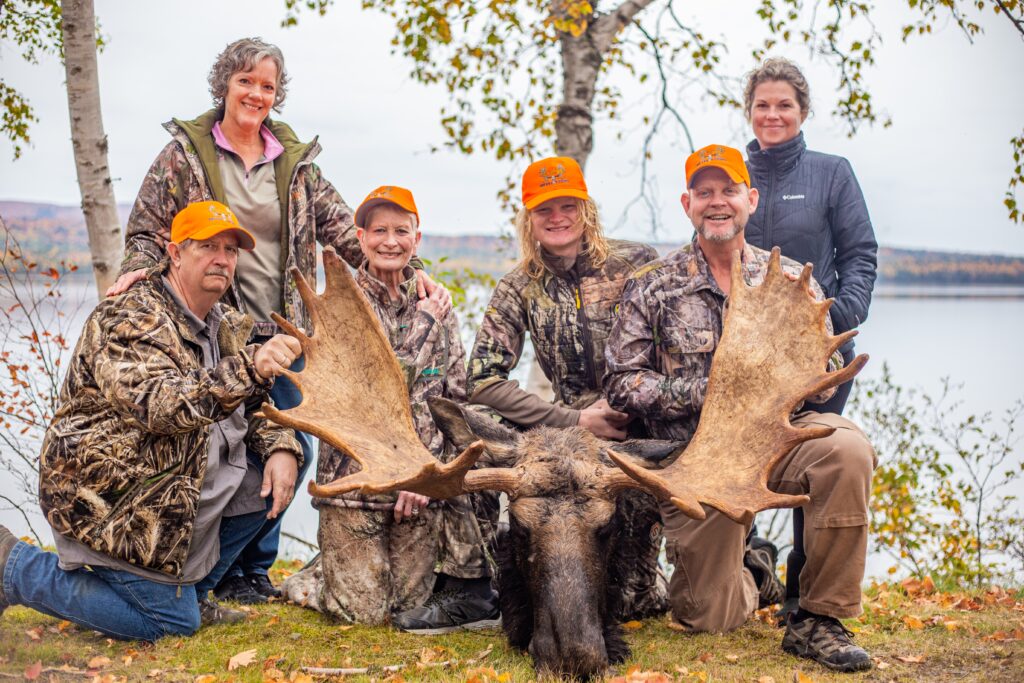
[{"x1": 2, "y1": 570, "x2": 1022, "y2": 682}]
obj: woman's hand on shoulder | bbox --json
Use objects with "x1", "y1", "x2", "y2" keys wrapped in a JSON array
[
  {"x1": 105, "y1": 269, "x2": 147, "y2": 297},
  {"x1": 416, "y1": 283, "x2": 451, "y2": 321}
]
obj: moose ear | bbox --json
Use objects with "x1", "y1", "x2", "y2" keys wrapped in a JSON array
[
  {"x1": 428, "y1": 397, "x2": 519, "y2": 466},
  {"x1": 609, "y1": 439, "x2": 686, "y2": 465}
]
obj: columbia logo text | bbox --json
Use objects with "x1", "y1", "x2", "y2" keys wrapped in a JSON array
[{"x1": 782, "y1": 194, "x2": 806, "y2": 201}]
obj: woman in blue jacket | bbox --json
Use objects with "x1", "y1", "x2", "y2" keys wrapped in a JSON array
[
  {"x1": 742, "y1": 57, "x2": 879, "y2": 623},
  {"x1": 743, "y1": 57, "x2": 878, "y2": 416}
]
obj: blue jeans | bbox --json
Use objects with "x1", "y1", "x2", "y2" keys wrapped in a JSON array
[
  {"x1": 2, "y1": 510, "x2": 267, "y2": 640},
  {"x1": 3, "y1": 541, "x2": 199, "y2": 641},
  {"x1": 223, "y1": 350, "x2": 314, "y2": 581}
]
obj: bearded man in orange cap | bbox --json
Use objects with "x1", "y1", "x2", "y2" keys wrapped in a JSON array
[
  {"x1": 605, "y1": 145, "x2": 876, "y2": 673},
  {"x1": 0, "y1": 201, "x2": 304, "y2": 640}
]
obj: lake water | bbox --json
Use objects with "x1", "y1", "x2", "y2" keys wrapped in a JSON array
[{"x1": 2, "y1": 280, "x2": 1021, "y2": 581}]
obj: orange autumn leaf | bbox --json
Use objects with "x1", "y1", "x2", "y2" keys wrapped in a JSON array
[
  {"x1": 695, "y1": 652, "x2": 713, "y2": 663},
  {"x1": 25, "y1": 626, "x2": 44, "y2": 641},
  {"x1": 88, "y1": 655, "x2": 112, "y2": 668},
  {"x1": 902, "y1": 615, "x2": 925, "y2": 630},
  {"x1": 194, "y1": 675, "x2": 217, "y2": 683},
  {"x1": 896, "y1": 654, "x2": 926, "y2": 663},
  {"x1": 621, "y1": 620, "x2": 644, "y2": 630},
  {"x1": 793, "y1": 671, "x2": 816, "y2": 683}
]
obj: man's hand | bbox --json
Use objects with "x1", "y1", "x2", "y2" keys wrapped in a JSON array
[
  {"x1": 414, "y1": 269, "x2": 452, "y2": 309},
  {"x1": 261, "y1": 450, "x2": 299, "y2": 519},
  {"x1": 105, "y1": 269, "x2": 147, "y2": 297},
  {"x1": 416, "y1": 284, "x2": 452, "y2": 321},
  {"x1": 254, "y1": 334, "x2": 302, "y2": 380},
  {"x1": 578, "y1": 399, "x2": 632, "y2": 440},
  {"x1": 394, "y1": 490, "x2": 430, "y2": 523}
]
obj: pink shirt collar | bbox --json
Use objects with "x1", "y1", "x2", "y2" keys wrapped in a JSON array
[{"x1": 211, "y1": 121, "x2": 285, "y2": 164}]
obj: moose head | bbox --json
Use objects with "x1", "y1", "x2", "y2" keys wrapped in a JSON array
[{"x1": 259, "y1": 247, "x2": 866, "y2": 679}]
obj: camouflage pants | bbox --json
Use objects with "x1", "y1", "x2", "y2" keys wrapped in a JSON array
[
  {"x1": 281, "y1": 504, "x2": 439, "y2": 624},
  {"x1": 611, "y1": 489, "x2": 669, "y2": 620},
  {"x1": 437, "y1": 490, "x2": 500, "y2": 580}
]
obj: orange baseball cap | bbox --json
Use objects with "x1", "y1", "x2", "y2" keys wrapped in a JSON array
[
  {"x1": 170, "y1": 201, "x2": 255, "y2": 250},
  {"x1": 521, "y1": 156, "x2": 589, "y2": 210},
  {"x1": 355, "y1": 185, "x2": 420, "y2": 228},
  {"x1": 685, "y1": 144, "x2": 751, "y2": 187}
]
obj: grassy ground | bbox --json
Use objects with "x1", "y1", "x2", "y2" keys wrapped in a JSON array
[{"x1": 2, "y1": 562, "x2": 1021, "y2": 682}]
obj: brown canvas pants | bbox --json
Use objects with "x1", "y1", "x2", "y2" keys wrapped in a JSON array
[{"x1": 662, "y1": 411, "x2": 876, "y2": 632}]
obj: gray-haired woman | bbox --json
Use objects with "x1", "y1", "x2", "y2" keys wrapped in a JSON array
[{"x1": 107, "y1": 37, "x2": 445, "y2": 607}]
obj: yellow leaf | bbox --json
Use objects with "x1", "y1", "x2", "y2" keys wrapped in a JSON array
[
  {"x1": 793, "y1": 671, "x2": 815, "y2": 683},
  {"x1": 227, "y1": 649, "x2": 258, "y2": 671},
  {"x1": 288, "y1": 673, "x2": 313, "y2": 683},
  {"x1": 622, "y1": 620, "x2": 643, "y2": 630},
  {"x1": 88, "y1": 655, "x2": 112, "y2": 668},
  {"x1": 194, "y1": 676, "x2": 217, "y2": 683},
  {"x1": 266, "y1": 616, "x2": 280, "y2": 626},
  {"x1": 757, "y1": 677, "x2": 776, "y2": 683},
  {"x1": 724, "y1": 654, "x2": 739, "y2": 663},
  {"x1": 896, "y1": 654, "x2": 926, "y2": 663}
]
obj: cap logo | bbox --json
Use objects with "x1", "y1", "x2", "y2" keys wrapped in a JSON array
[
  {"x1": 208, "y1": 203, "x2": 238, "y2": 225},
  {"x1": 538, "y1": 164, "x2": 568, "y2": 188},
  {"x1": 699, "y1": 146, "x2": 727, "y2": 165}
]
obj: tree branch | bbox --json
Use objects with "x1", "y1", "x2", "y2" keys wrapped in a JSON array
[{"x1": 995, "y1": 0, "x2": 1024, "y2": 38}]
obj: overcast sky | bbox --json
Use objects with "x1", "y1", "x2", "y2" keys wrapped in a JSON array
[{"x1": 1, "y1": 0, "x2": 1022, "y2": 255}]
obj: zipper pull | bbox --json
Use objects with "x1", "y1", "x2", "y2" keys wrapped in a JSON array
[{"x1": 575, "y1": 287, "x2": 581, "y2": 310}]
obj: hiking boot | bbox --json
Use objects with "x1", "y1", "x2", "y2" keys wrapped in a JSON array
[
  {"x1": 247, "y1": 573, "x2": 281, "y2": 599},
  {"x1": 0, "y1": 525, "x2": 18, "y2": 614},
  {"x1": 214, "y1": 575, "x2": 267, "y2": 605},
  {"x1": 782, "y1": 613, "x2": 872, "y2": 672},
  {"x1": 392, "y1": 588, "x2": 501, "y2": 635},
  {"x1": 198, "y1": 598, "x2": 247, "y2": 627},
  {"x1": 744, "y1": 537, "x2": 785, "y2": 608}
]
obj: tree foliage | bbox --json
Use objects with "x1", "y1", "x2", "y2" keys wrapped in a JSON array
[
  {"x1": 849, "y1": 364, "x2": 1024, "y2": 587},
  {"x1": 0, "y1": 0, "x2": 63, "y2": 159},
  {"x1": 283, "y1": 0, "x2": 1023, "y2": 222}
]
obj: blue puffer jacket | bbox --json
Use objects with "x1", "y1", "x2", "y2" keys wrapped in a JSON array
[{"x1": 745, "y1": 133, "x2": 877, "y2": 351}]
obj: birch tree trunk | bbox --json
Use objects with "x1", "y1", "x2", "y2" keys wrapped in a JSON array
[
  {"x1": 554, "y1": 0, "x2": 657, "y2": 169},
  {"x1": 61, "y1": 0, "x2": 122, "y2": 296}
]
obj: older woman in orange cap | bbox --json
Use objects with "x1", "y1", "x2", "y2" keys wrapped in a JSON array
[
  {"x1": 454, "y1": 156, "x2": 667, "y2": 622},
  {"x1": 280, "y1": 186, "x2": 472, "y2": 626}
]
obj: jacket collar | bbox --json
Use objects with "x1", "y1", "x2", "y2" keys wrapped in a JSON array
[
  {"x1": 165, "y1": 110, "x2": 321, "y2": 212},
  {"x1": 746, "y1": 131, "x2": 806, "y2": 175},
  {"x1": 356, "y1": 261, "x2": 417, "y2": 310},
  {"x1": 684, "y1": 237, "x2": 758, "y2": 297}
]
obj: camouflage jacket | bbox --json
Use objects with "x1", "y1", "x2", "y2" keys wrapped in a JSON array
[
  {"x1": 39, "y1": 267, "x2": 302, "y2": 578},
  {"x1": 120, "y1": 110, "x2": 367, "y2": 337},
  {"x1": 315, "y1": 264, "x2": 468, "y2": 509},
  {"x1": 604, "y1": 239, "x2": 839, "y2": 444},
  {"x1": 467, "y1": 239, "x2": 658, "y2": 416}
]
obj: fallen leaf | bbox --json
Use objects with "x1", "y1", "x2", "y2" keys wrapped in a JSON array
[
  {"x1": 262, "y1": 654, "x2": 284, "y2": 670},
  {"x1": 695, "y1": 652, "x2": 713, "y2": 663},
  {"x1": 621, "y1": 620, "x2": 643, "y2": 630},
  {"x1": 901, "y1": 615, "x2": 925, "y2": 630},
  {"x1": 665, "y1": 616, "x2": 686, "y2": 632},
  {"x1": 757, "y1": 677, "x2": 776, "y2": 683},
  {"x1": 288, "y1": 673, "x2": 313, "y2": 683},
  {"x1": 793, "y1": 672, "x2": 816, "y2": 683},
  {"x1": 873, "y1": 659, "x2": 890, "y2": 670},
  {"x1": 25, "y1": 626, "x2": 44, "y2": 641},
  {"x1": 147, "y1": 669, "x2": 163, "y2": 678},
  {"x1": 227, "y1": 649, "x2": 258, "y2": 671},
  {"x1": 194, "y1": 675, "x2": 217, "y2": 683},
  {"x1": 983, "y1": 629, "x2": 1024, "y2": 642},
  {"x1": 57, "y1": 620, "x2": 74, "y2": 632},
  {"x1": 724, "y1": 654, "x2": 739, "y2": 662},
  {"x1": 88, "y1": 655, "x2": 112, "y2": 668},
  {"x1": 337, "y1": 624, "x2": 354, "y2": 631},
  {"x1": 896, "y1": 654, "x2": 926, "y2": 663},
  {"x1": 266, "y1": 616, "x2": 280, "y2": 626},
  {"x1": 263, "y1": 668, "x2": 285, "y2": 682},
  {"x1": 24, "y1": 661, "x2": 43, "y2": 681}
]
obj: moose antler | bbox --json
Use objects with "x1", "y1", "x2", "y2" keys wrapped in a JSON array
[
  {"x1": 257, "y1": 247, "x2": 488, "y2": 500},
  {"x1": 607, "y1": 247, "x2": 868, "y2": 524}
]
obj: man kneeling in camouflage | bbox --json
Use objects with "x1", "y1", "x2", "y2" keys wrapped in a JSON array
[
  {"x1": 604, "y1": 146, "x2": 876, "y2": 673},
  {"x1": 0, "y1": 201, "x2": 303, "y2": 640}
]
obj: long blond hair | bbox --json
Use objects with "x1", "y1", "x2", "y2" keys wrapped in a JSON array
[{"x1": 514, "y1": 197, "x2": 609, "y2": 280}]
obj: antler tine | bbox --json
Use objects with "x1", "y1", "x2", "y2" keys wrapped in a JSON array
[
  {"x1": 610, "y1": 245, "x2": 861, "y2": 523},
  {"x1": 258, "y1": 247, "x2": 483, "y2": 502},
  {"x1": 464, "y1": 467, "x2": 525, "y2": 495},
  {"x1": 603, "y1": 454, "x2": 706, "y2": 520}
]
